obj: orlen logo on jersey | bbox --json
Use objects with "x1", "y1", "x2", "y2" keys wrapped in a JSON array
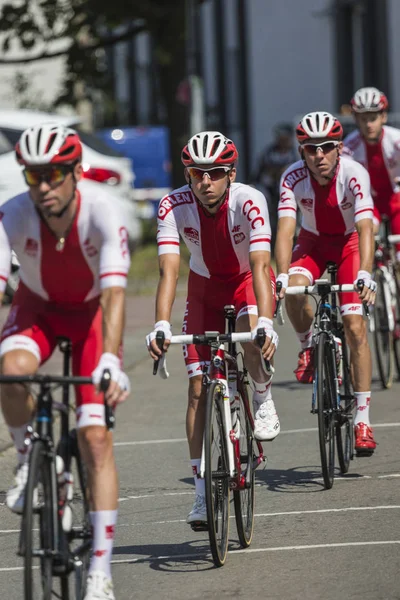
[
  {"x1": 348, "y1": 177, "x2": 363, "y2": 201},
  {"x1": 184, "y1": 227, "x2": 199, "y2": 245},
  {"x1": 243, "y1": 200, "x2": 265, "y2": 229},
  {"x1": 300, "y1": 197, "x2": 313, "y2": 211},
  {"x1": 341, "y1": 196, "x2": 352, "y2": 210},
  {"x1": 24, "y1": 238, "x2": 38, "y2": 257},
  {"x1": 158, "y1": 192, "x2": 193, "y2": 220},
  {"x1": 282, "y1": 167, "x2": 307, "y2": 190},
  {"x1": 234, "y1": 232, "x2": 245, "y2": 245}
]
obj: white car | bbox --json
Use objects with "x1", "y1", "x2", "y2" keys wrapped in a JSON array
[{"x1": 0, "y1": 109, "x2": 141, "y2": 248}]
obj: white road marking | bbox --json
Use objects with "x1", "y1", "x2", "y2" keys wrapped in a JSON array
[
  {"x1": 118, "y1": 491, "x2": 193, "y2": 503},
  {"x1": 113, "y1": 421, "x2": 400, "y2": 447},
  {"x1": 0, "y1": 539, "x2": 399, "y2": 572},
  {"x1": 2, "y1": 504, "x2": 399, "y2": 535}
]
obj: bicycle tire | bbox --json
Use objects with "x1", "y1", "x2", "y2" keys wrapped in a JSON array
[
  {"x1": 316, "y1": 332, "x2": 336, "y2": 489},
  {"x1": 392, "y1": 268, "x2": 400, "y2": 378},
  {"x1": 233, "y1": 379, "x2": 255, "y2": 548},
  {"x1": 336, "y1": 335, "x2": 355, "y2": 474},
  {"x1": 372, "y1": 271, "x2": 393, "y2": 388},
  {"x1": 204, "y1": 380, "x2": 230, "y2": 567},
  {"x1": 60, "y1": 430, "x2": 92, "y2": 600},
  {"x1": 24, "y1": 440, "x2": 56, "y2": 600}
]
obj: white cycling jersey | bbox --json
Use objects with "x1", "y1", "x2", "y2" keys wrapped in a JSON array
[
  {"x1": 343, "y1": 125, "x2": 400, "y2": 192},
  {"x1": 157, "y1": 182, "x2": 271, "y2": 279},
  {"x1": 0, "y1": 180, "x2": 130, "y2": 302},
  {"x1": 278, "y1": 156, "x2": 374, "y2": 236}
]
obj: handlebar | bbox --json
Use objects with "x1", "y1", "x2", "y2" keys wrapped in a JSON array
[
  {"x1": 285, "y1": 283, "x2": 355, "y2": 295},
  {"x1": 152, "y1": 330, "x2": 274, "y2": 378},
  {"x1": 0, "y1": 370, "x2": 115, "y2": 430}
]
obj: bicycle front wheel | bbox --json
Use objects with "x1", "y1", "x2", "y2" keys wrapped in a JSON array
[
  {"x1": 372, "y1": 271, "x2": 393, "y2": 388},
  {"x1": 205, "y1": 381, "x2": 230, "y2": 567},
  {"x1": 392, "y1": 268, "x2": 400, "y2": 378},
  {"x1": 336, "y1": 336, "x2": 355, "y2": 474},
  {"x1": 23, "y1": 440, "x2": 56, "y2": 600},
  {"x1": 316, "y1": 333, "x2": 336, "y2": 489},
  {"x1": 60, "y1": 430, "x2": 92, "y2": 599},
  {"x1": 233, "y1": 379, "x2": 255, "y2": 548}
]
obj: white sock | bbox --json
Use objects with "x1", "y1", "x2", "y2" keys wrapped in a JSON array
[
  {"x1": 191, "y1": 458, "x2": 205, "y2": 496},
  {"x1": 354, "y1": 392, "x2": 371, "y2": 426},
  {"x1": 253, "y1": 379, "x2": 272, "y2": 408},
  {"x1": 89, "y1": 509, "x2": 117, "y2": 578},
  {"x1": 296, "y1": 327, "x2": 313, "y2": 349},
  {"x1": 8, "y1": 423, "x2": 31, "y2": 465}
]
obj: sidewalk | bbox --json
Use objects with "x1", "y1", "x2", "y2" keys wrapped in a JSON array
[{"x1": 0, "y1": 294, "x2": 187, "y2": 452}]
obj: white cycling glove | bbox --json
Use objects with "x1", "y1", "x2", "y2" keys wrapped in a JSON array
[
  {"x1": 276, "y1": 273, "x2": 289, "y2": 292},
  {"x1": 354, "y1": 270, "x2": 377, "y2": 292},
  {"x1": 92, "y1": 352, "x2": 131, "y2": 393},
  {"x1": 251, "y1": 317, "x2": 279, "y2": 349},
  {"x1": 145, "y1": 320, "x2": 172, "y2": 348}
]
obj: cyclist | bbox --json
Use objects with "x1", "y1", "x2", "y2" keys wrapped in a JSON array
[
  {"x1": 146, "y1": 131, "x2": 279, "y2": 525},
  {"x1": 343, "y1": 87, "x2": 400, "y2": 261},
  {"x1": 0, "y1": 124, "x2": 131, "y2": 600},
  {"x1": 275, "y1": 112, "x2": 377, "y2": 455}
]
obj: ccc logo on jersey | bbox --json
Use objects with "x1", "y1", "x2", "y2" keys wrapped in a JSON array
[
  {"x1": 243, "y1": 200, "x2": 265, "y2": 229},
  {"x1": 348, "y1": 177, "x2": 363, "y2": 201}
]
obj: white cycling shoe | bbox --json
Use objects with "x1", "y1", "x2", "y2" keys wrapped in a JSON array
[
  {"x1": 84, "y1": 571, "x2": 115, "y2": 600},
  {"x1": 186, "y1": 494, "x2": 207, "y2": 524},
  {"x1": 253, "y1": 399, "x2": 280, "y2": 441},
  {"x1": 6, "y1": 463, "x2": 37, "y2": 514}
]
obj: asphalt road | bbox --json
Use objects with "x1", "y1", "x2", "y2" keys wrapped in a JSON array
[{"x1": 0, "y1": 299, "x2": 399, "y2": 599}]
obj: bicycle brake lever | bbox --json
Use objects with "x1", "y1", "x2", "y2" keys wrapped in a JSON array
[
  {"x1": 153, "y1": 331, "x2": 165, "y2": 375},
  {"x1": 274, "y1": 281, "x2": 283, "y2": 320},
  {"x1": 256, "y1": 328, "x2": 275, "y2": 376},
  {"x1": 357, "y1": 279, "x2": 370, "y2": 318},
  {"x1": 100, "y1": 368, "x2": 115, "y2": 430}
]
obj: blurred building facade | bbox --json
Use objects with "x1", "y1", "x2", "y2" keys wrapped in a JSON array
[{"x1": 1, "y1": 0, "x2": 399, "y2": 180}]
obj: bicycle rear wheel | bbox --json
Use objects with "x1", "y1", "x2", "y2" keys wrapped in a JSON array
[
  {"x1": 60, "y1": 430, "x2": 92, "y2": 600},
  {"x1": 336, "y1": 336, "x2": 355, "y2": 474},
  {"x1": 316, "y1": 333, "x2": 336, "y2": 489},
  {"x1": 372, "y1": 271, "x2": 393, "y2": 388},
  {"x1": 204, "y1": 381, "x2": 230, "y2": 567},
  {"x1": 233, "y1": 379, "x2": 255, "y2": 548},
  {"x1": 392, "y1": 269, "x2": 400, "y2": 378},
  {"x1": 23, "y1": 440, "x2": 57, "y2": 600}
]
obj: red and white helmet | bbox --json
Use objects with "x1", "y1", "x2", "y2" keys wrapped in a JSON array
[
  {"x1": 296, "y1": 112, "x2": 343, "y2": 143},
  {"x1": 15, "y1": 123, "x2": 82, "y2": 166},
  {"x1": 181, "y1": 131, "x2": 238, "y2": 167},
  {"x1": 350, "y1": 87, "x2": 389, "y2": 113}
]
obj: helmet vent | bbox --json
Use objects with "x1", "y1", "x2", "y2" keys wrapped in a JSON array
[
  {"x1": 193, "y1": 139, "x2": 199, "y2": 157},
  {"x1": 210, "y1": 139, "x2": 221, "y2": 156},
  {"x1": 36, "y1": 128, "x2": 43, "y2": 154},
  {"x1": 45, "y1": 132, "x2": 58, "y2": 155},
  {"x1": 202, "y1": 134, "x2": 209, "y2": 155}
]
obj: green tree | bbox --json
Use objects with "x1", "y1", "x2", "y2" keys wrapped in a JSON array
[{"x1": 0, "y1": 0, "x2": 203, "y2": 186}]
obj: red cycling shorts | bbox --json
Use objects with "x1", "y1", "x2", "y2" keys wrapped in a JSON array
[
  {"x1": 373, "y1": 191, "x2": 400, "y2": 255},
  {"x1": 0, "y1": 283, "x2": 105, "y2": 428},
  {"x1": 183, "y1": 269, "x2": 276, "y2": 378},
  {"x1": 289, "y1": 229, "x2": 362, "y2": 315}
]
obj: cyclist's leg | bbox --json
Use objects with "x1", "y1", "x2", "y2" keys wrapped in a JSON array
[
  {"x1": 234, "y1": 270, "x2": 279, "y2": 440},
  {"x1": 338, "y1": 235, "x2": 375, "y2": 453},
  {"x1": 0, "y1": 287, "x2": 56, "y2": 512},
  {"x1": 286, "y1": 230, "x2": 324, "y2": 382},
  {"x1": 388, "y1": 192, "x2": 400, "y2": 261},
  {"x1": 71, "y1": 303, "x2": 118, "y2": 584},
  {"x1": 184, "y1": 274, "x2": 224, "y2": 522}
]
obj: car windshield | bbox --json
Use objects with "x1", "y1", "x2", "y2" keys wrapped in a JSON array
[{"x1": 0, "y1": 127, "x2": 124, "y2": 158}]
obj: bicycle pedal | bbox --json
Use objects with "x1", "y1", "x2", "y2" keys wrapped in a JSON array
[
  {"x1": 355, "y1": 449, "x2": 375, "y2": 458},
  {"x1": 190, "y1": 521, "x2": 208, "y2": 532}
]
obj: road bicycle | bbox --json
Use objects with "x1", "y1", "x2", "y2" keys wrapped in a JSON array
[
  {"x1": 283, "y1": 264, "x2": 360, "y2": 489},
  {"x1": 0, "y1": 337, "x2": 113, "y2": 600},
  {"x1": 370, "y1": 218, "x2": 400, "y2": 388},
  {"x1": 153, "y1": 305, "x2": 270, "y2": 567}
]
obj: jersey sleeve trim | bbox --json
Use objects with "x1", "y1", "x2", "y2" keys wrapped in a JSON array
[{"x1": 99, "y1": 274, "x2": 128, "y2": 289}]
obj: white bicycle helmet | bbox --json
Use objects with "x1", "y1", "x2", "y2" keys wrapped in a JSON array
[
  {"x1": 296, "y1": 112, "x2": 343, "y2": 143},
  {"x1": 350, "y1": 87, "x2": 389, "y2": 113},
  {"x1": 181, "y1": 131, "x2": 238, "y2": 166},
  {"x1": 16, "y1": 123, "x2": 82, "y2": 166}
]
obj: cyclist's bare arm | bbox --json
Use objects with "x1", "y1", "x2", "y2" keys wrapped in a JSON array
[
  {"x1": 355, "y1": 218, "x2": 375, "y2": 304},
  {"x1": 275, "y1": 216, "x2": 297, "y2": 297},
  {"x1": 249, "y1": 250, "x2": 274, "y2": 320},
  {"x1": 149, "y1": 253, "x2": 180, "y2": 358}
]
